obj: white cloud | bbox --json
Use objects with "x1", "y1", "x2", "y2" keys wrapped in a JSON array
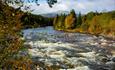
[
  {"x1": 77, "y1": 3, "x2": 85, "y2": 9},
  {"x1": 29, "y1": 1, "x2": 69, "y2": 14},
  {"x1": 22, "y1": 0, "x2": 115, "y2": 14}
]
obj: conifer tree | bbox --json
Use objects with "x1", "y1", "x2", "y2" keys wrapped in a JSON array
[{"x1": 77, "y1": 12, "x2": 82, "y2": 27}]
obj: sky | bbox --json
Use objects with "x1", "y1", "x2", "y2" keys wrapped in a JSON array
[{"x1": 22, "y1": 0, "x2": 115, "y2": 14}]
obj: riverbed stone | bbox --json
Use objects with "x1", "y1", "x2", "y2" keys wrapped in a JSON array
[{"x1": 111, "y1": 57, "x2": 115, "y2": 62}]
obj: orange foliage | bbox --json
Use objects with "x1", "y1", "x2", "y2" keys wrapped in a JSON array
[
  {"x1": 3, "y1": 57, "x2": 33, "y2": 70},
  {"x1": 65, "y1": 14, "x2": 76, "y2": 29}
]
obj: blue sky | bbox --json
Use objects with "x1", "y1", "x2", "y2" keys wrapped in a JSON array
[{"x1": 23, "y1": 0, "x2": 115, "y2": 14}]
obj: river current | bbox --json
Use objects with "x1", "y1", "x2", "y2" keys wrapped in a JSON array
[{"x1": 23, "y1": 26, "x2": 115, "y2": 70}]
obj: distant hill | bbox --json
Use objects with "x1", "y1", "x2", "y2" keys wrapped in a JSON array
[{"x1": 41, "y1": 10, "x2": 69, "y2": 17}]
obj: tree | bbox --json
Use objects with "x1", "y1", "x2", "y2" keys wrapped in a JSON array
[
  {"x1": 0, "y1": 0, "x2": 57, "y2": 69},
  {"x1": 77, "y1": 12, "x2": 82, "y2": 27},
  {"x1": 57, "y1": 14, "x2": 66, "y2": 29},
  {"x1": 53, "y1": 14, "x2": 66, "y2": 30},
  {"x1": 2, "y1": 0, "x2": 57, "y2": 8},
  {"x1": 53, "y1": 14, "x2": 59, "y2": 28},
  {"x1": 86, "y1": 11, "x2": 95, "y2": 20},
  {"x1": 70, "y1": 9, "x2": 77, "y2": 18},
  {"x1": 0, "y1": 3, "x2": 25, "y2": 68},
  {"x1": 65, "y1": 9, "x2": 77, "y2": 29}
]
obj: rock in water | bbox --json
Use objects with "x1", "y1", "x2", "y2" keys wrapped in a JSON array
[{"x1": 112, "y1": 57, "x2": 115, "y2": 62}]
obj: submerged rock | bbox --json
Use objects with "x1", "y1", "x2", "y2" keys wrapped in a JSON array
[{"x1": 111, "y1": 57, "x2": 115, "y2": 62}]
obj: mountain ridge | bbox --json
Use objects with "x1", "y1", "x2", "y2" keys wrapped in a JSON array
[{"x1": 41, "y1": 10, "x2": 69, "y2": 17}]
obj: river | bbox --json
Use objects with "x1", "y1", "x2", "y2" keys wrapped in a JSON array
[{"x1": 23, "y1": 26, "x2": 115, "y2": 70}]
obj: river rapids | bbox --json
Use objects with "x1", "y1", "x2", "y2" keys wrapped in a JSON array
[{"x1": 22, "y1": 26, "x2": 115, "y2": 70}]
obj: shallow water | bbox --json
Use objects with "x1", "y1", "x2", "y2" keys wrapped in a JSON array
[{"x1": 23, "y1": 26, "x2": 115, "y2": 70}]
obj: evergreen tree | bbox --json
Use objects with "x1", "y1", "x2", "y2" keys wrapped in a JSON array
[
  {"x1": 77, "y1": 12, "x2": 82, "y2": 27},
  {"x1": 70, "y1": 9, "x2": 77, "y2": 20}
]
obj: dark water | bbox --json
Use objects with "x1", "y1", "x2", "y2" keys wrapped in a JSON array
[{"x1": 23, "y1": 26, "x2": 115, "y2": 70}]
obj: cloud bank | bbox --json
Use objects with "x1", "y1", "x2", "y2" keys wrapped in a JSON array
[{"x1": 25, "y1": 0, "x2": 115, "y2": 14}]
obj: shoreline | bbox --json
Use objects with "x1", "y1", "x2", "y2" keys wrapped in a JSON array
[
  {"x1": 54, "y1": 28, "x2": 115, "y2": 40},
  {"x1": 22, "y1": 26, "x2": 115, "y2": 40}
]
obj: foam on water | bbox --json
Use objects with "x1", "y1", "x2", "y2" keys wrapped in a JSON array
[{"x1": 23, "y1": 26, "x2": 115, "y2": 70}]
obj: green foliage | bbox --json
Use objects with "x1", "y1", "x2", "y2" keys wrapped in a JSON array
[
  {"x1": 70, "y1": 9, "x2": 76, "y2": 18},
  {"x1": 80, "y1": 11, "x2": 115, "y2": 35},
  {"x1": 53, "y1": 14, "x2": 58, "y2": 28},
  {"x1": 0, "y1": 0, "x2": 58, "y2": 69},
  {"x1": 53, "y1": 14, "x2": 66, "y2": 30},
  {"x1": 3, "y1": 56, "x2": 34, "y2": 70},
  {"x1": 86, "y1": 12, "x2": 97, "y2": 20},
  {"x1": 53, "y1": 10, "x2": 115, "y2": 36},
  {"x1": 57, "y1": 14, "x2": 66, "y2": 29},
  {"x1": 21, "y1": 12, "x2": 53, "y2": 29},
  {"x1": 53, "y1": 9, "x2": 77, "y2": 30},
  {"x1": 76, "y1": 12, "x2": 82, "y2": 27},
  {"x1": 65, "y1": 9, "x2": 77, "y2": 29},
  {"x1": 0, "y1": 2, "x2": 34, "y2": 69}
]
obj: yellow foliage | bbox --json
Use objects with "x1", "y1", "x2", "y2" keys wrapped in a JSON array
[
  {"x1": 0, "y1": 2, "x2": 29, "y2": 69},
  {"x1": 3, "y1": 57, "x2": 33, "y2": 70},
  {"x1": 65, "y1": 14, "x2": 76, "y2": 29}
]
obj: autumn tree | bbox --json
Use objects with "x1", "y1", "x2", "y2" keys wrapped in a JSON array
[
  {"x1": 53, "y1": 14, "x2": 66, "y2": 30},
  {"x1": 53, "y1": 14, "x2": 59, "y2": 29},
  {"x1": 0, "y1": 0, "x2": 57, "y2": 69},
  {"x1": 65, "y1": 9, "x2": 77, "y2": 29},
  {"x1": 0, "y1": 2, "x2": 24, "y2": 68},
  {"x1": 57, "y1": 14, "x2": 66, "y2": 29}
]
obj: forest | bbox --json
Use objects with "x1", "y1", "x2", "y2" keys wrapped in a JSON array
[{"x1": 53, "y1": 10, "x2": 115, "y2": 37}]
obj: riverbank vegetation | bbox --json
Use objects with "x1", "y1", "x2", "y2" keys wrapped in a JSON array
[
  {"x1": 21, "y1": 13, "x2": 53, "y2": 29},
  {"x1": 53, "y1": 10, "x2": 115, "y2": 38},
  {"x1": 0, "y1": 2, "x2": 34, "y2": 69},
  {"x1": 0, "y1": 0, "x2": 56, "y2": 69}
]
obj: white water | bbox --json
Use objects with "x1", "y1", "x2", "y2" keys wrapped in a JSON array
[{"x1": 23, "y1": 26, "x2": 115, "y2": 70}]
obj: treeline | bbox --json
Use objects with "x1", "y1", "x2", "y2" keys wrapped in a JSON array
[
  {"x1": 53, "y1": 10, "x2": 78, "y2": 30},
  {"x1": 81, "y1": 11, "x2": 115, "y2": 35},
  {"x1": 53, "y1": 10, "x2": 115, "y2": 36},
  {"x1": 21, "y1": 13, "x2": 53, "y2": 29}
]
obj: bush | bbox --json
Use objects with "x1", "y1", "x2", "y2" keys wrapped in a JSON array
[{"x1": 0, "y1": 2, "x2": 33, "y2": 69}]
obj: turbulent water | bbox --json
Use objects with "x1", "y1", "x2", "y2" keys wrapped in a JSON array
[{"x1": 23, "y1": 26, "x2": 115, "y2": 70}]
